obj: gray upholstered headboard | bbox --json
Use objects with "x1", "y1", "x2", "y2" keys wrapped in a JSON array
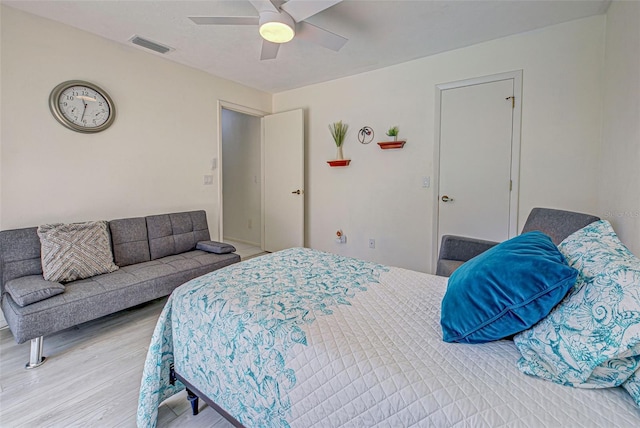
[{"x1": 521, "y1": 207, "x2": 600, "y2": 245}]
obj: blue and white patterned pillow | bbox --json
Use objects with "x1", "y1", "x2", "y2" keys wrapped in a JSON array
[{"x1": 514, "y1": 220, "x2": 640, "y2": 391}]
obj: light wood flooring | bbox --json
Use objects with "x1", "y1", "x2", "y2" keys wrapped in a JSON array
[
  {"x1": 0, "y1": 298, "x2": 233, "y2": 427},
  {"x1": 223, "y1": 240, "x2": 266, "y2": 261}
]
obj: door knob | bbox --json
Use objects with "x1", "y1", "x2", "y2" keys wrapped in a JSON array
[
  {"x1": 441, "y1": 195, "x2": 454, "y2": 202},
  {"x1": 291, "y1": 190, "x2": 302, "y2": 195}
]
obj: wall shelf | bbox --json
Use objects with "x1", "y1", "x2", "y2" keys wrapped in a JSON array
[
  {"x1": 327, "y1": 159, "x2": 351, "y2": 167},
  {"x1": 378, "y1": 141, "x2": 406, "y2": 149}
]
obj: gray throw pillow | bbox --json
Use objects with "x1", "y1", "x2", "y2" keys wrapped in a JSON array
[
  {"x1": 38, "y1": 221, "x2": 119, "y2": 282},
  {"x1": 196, "y1": 240, "x2": 236, "y2": 254},
  {"x1": 5, "y1": 275, "x2": 65, "y2": 306}
]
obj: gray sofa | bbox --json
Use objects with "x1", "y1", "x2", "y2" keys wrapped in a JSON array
[
  {"x1": 0, "y1": 210, "x2": 240, "y2": 368},
  {"x1": 436, "y1": 207, "x2": 600, "y2": 277}
]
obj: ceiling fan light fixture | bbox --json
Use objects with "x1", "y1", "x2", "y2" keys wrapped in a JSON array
[{"x1": 259, "y1": 11, "x2": 295, "y2": 44}]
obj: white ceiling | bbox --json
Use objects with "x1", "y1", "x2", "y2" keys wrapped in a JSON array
[{"x1": 3, "y1": 0, "x2": 610, "y2": 93}]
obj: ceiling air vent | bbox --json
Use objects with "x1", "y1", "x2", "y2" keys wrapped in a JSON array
[{"x1": 129, "y1": 35, "x2": 173, "y2": 54}]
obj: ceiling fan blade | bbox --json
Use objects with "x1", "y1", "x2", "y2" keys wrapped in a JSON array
[
  {"x1": 281, "y1": 0, "x2": 342, "y2": 22},
  {"x1": 249, "y1": 0, "x2": 279, "y2": 14},
  {"x1": 296, "y1": 21, "x2": 347, "y2": 51},
  {"x1": 260, "y1": 40, "x2": 281, "y2": 60},
  {"x1": 189, "y1": 16, "x2": 259, "y2": 25}
]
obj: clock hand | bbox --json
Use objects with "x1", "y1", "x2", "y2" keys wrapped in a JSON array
[{"x1": 80, "y1": 102, "x2": 88, "y2": 122}]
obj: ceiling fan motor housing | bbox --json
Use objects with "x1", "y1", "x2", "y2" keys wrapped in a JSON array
[{"x1": 259, "y1": 10, "x2": 295, "y2": 43}]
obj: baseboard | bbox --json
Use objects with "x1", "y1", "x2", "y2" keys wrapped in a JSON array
[{"x1": 242, "y1": 252, "x2": 269, "y2": 261}]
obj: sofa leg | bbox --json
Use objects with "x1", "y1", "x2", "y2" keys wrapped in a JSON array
[{"x1": 25, "y1": 336, "x2": 46, "y2": 369}]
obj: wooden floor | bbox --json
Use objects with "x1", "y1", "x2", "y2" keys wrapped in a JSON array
[
  {"x1": 224, "y1": 240, "x2": 266, "y2": 261},
  {"x1": 0, "y1": 298, "x2": 233, "y2": 427}
]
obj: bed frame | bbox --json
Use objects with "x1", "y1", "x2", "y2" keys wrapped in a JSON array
[{"x1": 169, "y1": 364, "x2": 245, "y2": 427}]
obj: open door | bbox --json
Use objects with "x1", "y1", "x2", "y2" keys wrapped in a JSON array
[{"x1": 263, "y1": 109, "x2": 304, "y2": 252}]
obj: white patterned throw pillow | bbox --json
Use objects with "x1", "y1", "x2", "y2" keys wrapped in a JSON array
[
  {"x1": 38, "y1": 221, "x2": 119, "y2": 282},
  {"x1": 514, "y1": 220, "x2": 640, "y2": 392}
]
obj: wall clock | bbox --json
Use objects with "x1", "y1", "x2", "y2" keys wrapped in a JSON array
[{"x1": 49, "y1": 80, "x2": 116, "y2": 133}]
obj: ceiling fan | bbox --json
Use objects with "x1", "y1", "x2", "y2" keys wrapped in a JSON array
[{"x1": 189, "y1": 0, "x2": 347, "y2": 60}]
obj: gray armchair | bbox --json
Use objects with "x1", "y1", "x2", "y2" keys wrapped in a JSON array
[{"x1": 436, "y1": 207, "x2": 600, "y2": 277}]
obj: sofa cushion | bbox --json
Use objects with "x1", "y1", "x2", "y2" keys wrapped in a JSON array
[
  {"x1": 37, "y1": 221, "x2": 119, "y2": 282},
  {"x1": 109, "y1": 217, "x2": 151, "y2": 267},
  {"x1": 172, "y1": 212, "x2": 198, "y2": 253},
  {"x1": 5, "y1": 275, "x2": 64, "y2": 306},
  {"x1": 146, "y1": 214, "x2": 174, "y2": 260},
  {"x1": 0, "y1": 227, "x2": 42, "y2": 292},
  {"x1": 147, "y1": 211, "x2": 211, "y2": 260}
]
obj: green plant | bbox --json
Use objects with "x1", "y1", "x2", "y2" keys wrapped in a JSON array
[
  {"x1": 329, "y1": 121, "x2": 349, "y2": 147},
  {"x1": 386, "y1": 126, "x2": 399, "y2": 138}
]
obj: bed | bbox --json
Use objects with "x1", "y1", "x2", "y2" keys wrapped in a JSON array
[{"x1": 137, "y1": 246, "x2": 640, "y2": 427}]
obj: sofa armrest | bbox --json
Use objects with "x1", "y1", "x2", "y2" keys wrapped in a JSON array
[
  {"x1": 438, "y1": 235, "x2": 499, "y2": 263},
  {"x1": 436, "y1": 235, "x2": 499, "y2": 277}
]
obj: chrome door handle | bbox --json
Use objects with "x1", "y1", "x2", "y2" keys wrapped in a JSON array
[
  {"x1": 291, "y1": 190, "x2": 302, "y2": 195},
  {"x1": 441, "y1": 195, "x2": 454, "y2": 202}
]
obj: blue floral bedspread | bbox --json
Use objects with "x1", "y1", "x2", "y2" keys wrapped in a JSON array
[{"x1": 137, "y1": 247, "x2": 387, "y2": 428}]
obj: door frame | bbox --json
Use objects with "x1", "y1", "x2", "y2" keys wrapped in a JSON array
[
  {"x1": 431, "y1": 70, "x2": 523, "y2": 272},
  {"x1": 217, "y1": 100, "x2": 268, "y2": 247}
]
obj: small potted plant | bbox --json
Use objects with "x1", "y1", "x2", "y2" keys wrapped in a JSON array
[
  {"x1": 329, "y1": 120, "x2": 349, "y2": 160},
  {"x1": 378, "y1": 125, "x2": 405, "y2": 149},
  {"x1": 386, "y1": 126, "x2": 399, "y2": 141}
]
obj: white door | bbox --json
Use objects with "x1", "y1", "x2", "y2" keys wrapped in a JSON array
[
  {"x1": 263, "y1": 109, "x2": 304, "y2": 252},
  {"x1": 437, "y1": 74, "x2": 521, "y2": 248}
]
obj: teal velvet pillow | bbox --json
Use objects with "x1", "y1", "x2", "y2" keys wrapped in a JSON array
[{"x1": 441, "y1": 231, "x2": 578, "y2": 343}]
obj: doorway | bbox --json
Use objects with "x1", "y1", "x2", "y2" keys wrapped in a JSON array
[
  {"x1": 218, "y1": 103, "x2": 305, "y2": 257},
  {"x1": 433, "y1": 71, "x2": 522, "y2": 268},
  {"x1": 220, "y1": 105, "x2": 264, "y2": 257}
]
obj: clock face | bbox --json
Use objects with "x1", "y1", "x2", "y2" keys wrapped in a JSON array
[{"x1": 49, "y1": 81, "x2": 115, "y2": 133}]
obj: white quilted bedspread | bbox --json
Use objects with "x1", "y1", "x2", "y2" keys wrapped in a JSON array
[{"x1": 286, "y1": 267, "x2": 640, "y2": 427}]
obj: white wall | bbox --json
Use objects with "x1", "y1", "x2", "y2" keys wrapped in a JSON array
[
  {"x1": 0, "y1": 6, "x2": 271, "y2": 235},
  {"x1": 0, "y1": 5, "x2": 3, "y2": 328},
  {"x1": 221, "y1": 109, "x2": 262, "y2": 245},
  {"x1": 274, "y1": 16, "x2": 606, "y2": 273},
  {"x1": 598, "y1": 0, "x2": 640, "y2": 256},
  {"x1": 0, "y1": 4, "x2": 3, "y2": 230}
]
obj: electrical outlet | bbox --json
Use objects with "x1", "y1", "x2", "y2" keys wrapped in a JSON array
[
  {"x1": 368, "y1": 238, "x2": 375, "y2": 249},
  {"x1": 203, "y1": 175, "x2": 213, "y2": 185}
]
